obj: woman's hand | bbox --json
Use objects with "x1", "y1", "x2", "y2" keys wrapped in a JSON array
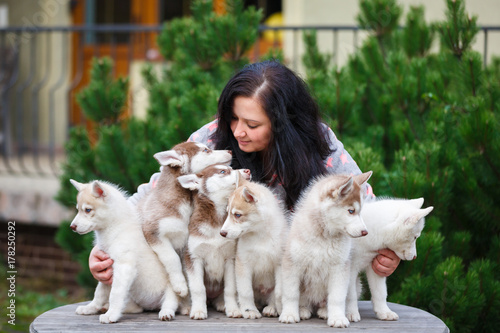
[
  {"x1": 372, "y1": 248, "x2": 401, "y2": 277},
  {"x1": 89, "y1": 246, "x2": 114, "y2": 285}
]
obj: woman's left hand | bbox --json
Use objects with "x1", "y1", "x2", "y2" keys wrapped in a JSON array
[{"x1": 372, "y1": 248, "x2": 401, "y2": 277}]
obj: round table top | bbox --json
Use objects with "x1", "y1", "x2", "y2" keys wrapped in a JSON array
[{"x1": 30, "y1": 301, "x2": 449, "y2": 332}]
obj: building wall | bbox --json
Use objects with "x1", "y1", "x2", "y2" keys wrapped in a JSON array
[
  {"x1": 0, "y1": 221, "x2": 82, "y2": 291},
  {"x1": 283, "y1": 0, "x2": 500, "y2": 73},
  {"x1": 2, "y1": 0, "x2": 71, "y2": 148}
]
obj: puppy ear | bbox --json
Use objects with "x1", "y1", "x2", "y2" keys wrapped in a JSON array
[
  {"x1": 236, "y1": 171, "x2": 250, "y2": 187},
  {"x1": 408, "y1": 198, "x2": 425, "y2": 209},
  {"x1": 154, "y1": 150, "x2": 183, "y2": 167},
  {"x1": 404, "y1": 206, "x2": 434, "y2": 225},
  {"x1": 70, "y1": 179, "x2": 84, "y2": 191},
  {"x1": 353, "y1": 171, "x2": 372, "y2": 186},
  {"x1": 242, "y1": 187, "x2": 256, "y2": 203},
  {"x1": 91, "y1": 181, "x2": 106, "y2": 198},
  {"x1": 419, "y1": 206, "x2": 434, "y2": 219},
  {"x1": 338, "y1": 177, "x2": 354, "y2": 197},
  {"x1": 178, "y1": 174, "x2": 201, "y2": 191}
]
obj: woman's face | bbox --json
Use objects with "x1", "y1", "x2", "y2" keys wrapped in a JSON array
[{"x1": 230, "y1": 96, "x2": 272, "y2": 154}]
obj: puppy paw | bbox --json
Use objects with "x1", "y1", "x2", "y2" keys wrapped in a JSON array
[
  {"x1": 179, "y1": 304, "x2": 190, "y2": 316},
  {"x1": 299, "y1": 306, "x2": 312, "y2": 320},
  {"x1": 173, "y1": 283, "x2": 189, "y2": 298},
  {"x1": 226, "y1": 307, "x2": 242, "y2": 318},
  {"x1": 242, "y1": 309, "x2": 261, "y2": 319},
  {"x1": 190, "y1": 309, "x2": 208, "y2": 320},
  {"x1": 75, "y1": 304, "x2": 100, "y2": 315},
  {"x1": 262, "y1": 305, "x2": 278, "y2": 317},
  {"x1": 346, "y1": 310, "x2": 361, "y2": 322},
  {"x1": 214, "y1": 298, "x2": 225, "y2": 312},
  {"x1": 124, "y1": 302, "x2": 143, "y2": 314},
  {"x1": 327, "y1": 316, "x2": 350, "y2": 328},
  {"x1": 317, "y1": 307, "x2": 328, "y2": 320},
  {"x1": 159, "y1": 308, "x2": 175, "y2": 321},
  {"x1": 279, "y1": 311, "x2": 300, "y2": 323},
  {"x1": 376, "y1": 310, "x2": 399, "y2": 321},
  {"x1": 99, "y1": 312, "x2": 119, "y2": 324}
]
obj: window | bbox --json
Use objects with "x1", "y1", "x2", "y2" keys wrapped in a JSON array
[
  {"x1": 85, "y1": 0, "x2": 131, "y2": 44},
  {"x1": 159, "y1": 0, "x2": 190, "y2": 22}
]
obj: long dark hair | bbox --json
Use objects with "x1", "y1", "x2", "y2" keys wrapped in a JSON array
[{"x1": 212, "y1": 60, "x2": 333, "y2": 208}]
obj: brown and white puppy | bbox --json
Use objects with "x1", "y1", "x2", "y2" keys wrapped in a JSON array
[
  {"x1": 220, "y1": 180, "x2": 288, "y2": 319},
  {"x1": 137, "y1": 142, "x2": 232, "y2": 298},
  {"x1": 279, "y1": 172, "x2": 372, "y2": 328},
  {"x1": 178, "y1": 165, "x2": 251, "y2": 320}
]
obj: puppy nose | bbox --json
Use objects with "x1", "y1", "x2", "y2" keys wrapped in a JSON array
[
  {"x1": 244, "y1": 169, "x2": 250, "y2": 175},
  {"x1": 413, "y1": 255, "x2": 417, "y2": 260},
  {"x1": 361, "y1": 230, "x2": 368, "y2": 237},
  {"x1": 227, "y1": 150, "x2": 232, "y2": 155},
  {"x1": 220, "y1": 230, "x2": 227, "y2": 238},
  {"x1": 70, "y1": 224, "x2": 77, "y2": 231}
]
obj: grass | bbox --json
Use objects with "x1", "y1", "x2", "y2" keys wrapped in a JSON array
[{"x1": 1, "y1": 266, "x2": 86, "y2": 333}]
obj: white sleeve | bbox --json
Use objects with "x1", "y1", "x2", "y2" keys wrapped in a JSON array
[
  {"x1": 323, "y1": 125, "x2": 375, "y2": 200},
  {"x1": 127, "y1": 170, "x2": 162, "y2": 205}
]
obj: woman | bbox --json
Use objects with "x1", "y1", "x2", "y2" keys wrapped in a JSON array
[{"x1": 90, "y1": 60, "x2": 400, "y2": 284}]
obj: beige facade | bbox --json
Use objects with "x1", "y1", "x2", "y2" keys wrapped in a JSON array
[
  {"x1": 283, "y1": 0, "x2": 500, "y2": 73},
  {"x1": 2, "y1": 0, "x2": 70, "y2": 147}
]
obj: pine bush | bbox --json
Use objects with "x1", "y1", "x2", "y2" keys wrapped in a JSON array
[{"x1": 303, "y1": 1, "x2": 499, "y2": 331}]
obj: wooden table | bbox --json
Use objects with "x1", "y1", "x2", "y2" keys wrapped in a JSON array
[{"x1": 30, "y1": 301, "x2": 449, "y2": 332}]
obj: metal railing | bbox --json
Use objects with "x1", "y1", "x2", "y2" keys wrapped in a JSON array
[
  {"x1": 0, "y1": 25, "x2": 164, "y2": 177},
  {"x1": 0, "y1": 24, "x2": 499, "y2": 177}
]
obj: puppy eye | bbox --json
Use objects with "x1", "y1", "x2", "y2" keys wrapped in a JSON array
[
  {"x1": 85, "y1": 208, "x2": 92, "y2": 213},
  {"x1": 220, "y1": 170, "x2": 226, "y2": 174},
  {"x1": 348, "y1": 209, "x2": 355, "y2": 214},
  {"x1": 203, "y1": 148, "x2": 209, "y2": 153},
  {"x1": 234, "y1": 213, "x2": 242, "y2": 218}
]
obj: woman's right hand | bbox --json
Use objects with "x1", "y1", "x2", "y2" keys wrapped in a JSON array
[{"x1": 89, "y1": 246, "x2": 114, "y2": 285}]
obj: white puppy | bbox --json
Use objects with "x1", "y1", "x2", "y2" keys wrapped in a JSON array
[
  {"x1": 279, "y1": 172, "x2": 372, "y2": 328},
  {"x1": 70, "y1": 180, "x2": 178, "y2": 324},
  {"x1": 346, "y1": 198, "x2": 433, "y2": 322},
  {"x1": 220, "y1": 180, "x2": 288, "y2": 319}
]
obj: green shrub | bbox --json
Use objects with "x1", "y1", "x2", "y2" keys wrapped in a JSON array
[{"x1": 303, "y1": 1, "x2": 499, "y2": 331}]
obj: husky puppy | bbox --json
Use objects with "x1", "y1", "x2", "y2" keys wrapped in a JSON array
[
  {"x1": 70, "y1": 180, "x2": 178, "y2": 324},
  {"x1": 220, "y1": 180, "x2": 288, "y2": 319},
  {"x1": 279, "y1": 172, "x2": 372, "y2": 328},
  {"x1": 137, "y1": 142, "x2": 232, "y2": 298},
  {"x1": 178, "y1": 165, "x2": 251, "y2": 320},
  {"x1": 345, "y1": 198, "x2": 433, "y2": 322}
]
